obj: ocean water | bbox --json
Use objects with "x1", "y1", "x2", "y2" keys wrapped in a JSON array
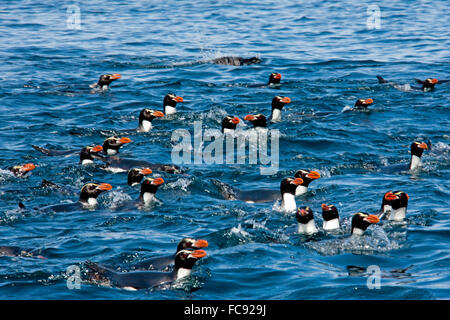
[{"x1": 0, "y1": 0, "x2": 449, "y2": 299}]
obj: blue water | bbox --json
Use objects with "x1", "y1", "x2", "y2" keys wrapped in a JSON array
[{"x1": 0, "y1": 0, "x2": 449, "y2": 299}]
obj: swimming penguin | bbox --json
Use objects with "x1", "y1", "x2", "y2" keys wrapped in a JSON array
[
  {"x1": 221, "y1": 116, "x2": 240, "y2": 133},
  {"x1": 211, "y1": 177, "x2": 304, "y2": 212},
  {"x1": 270, "y1": 96, "x2": 291, "y2": 122},
  {"x1": 84, "y1": 249, "x2": 207, "y2": 290},
  {"x1": 244, "y1": 114, "x2": 267, "y2": 129},
  {"x1": 296, "y1": 206, "x2": 318, "y2": 234},
  {"x1": 353, "y1": 98, "x2": 373, "y2": 110},
  {"x1": 380, "y1": 191, "x2": 409, "y2": 221},
  {"x1": 351, "y1": 212, "x2": 380, "y2": 236},
  {"x1": 139, "y1": 177, "x2": 164, "y2": 205},
  {"x1": 127, "y1": 168, "x2": 153, "y2": 186},
  {"x1": 321, "y1": 203, "x2": 340, "y2": 230},
  {"x1": 293, "y1": 170, "x2": 321, "y2": 196},
  {"x1": 8, "y1": 163, "x2": 36, "y2": 177},
  {"x1": 382, "y1": 141, "x2": 428, "y2": 173},
  {"x1": 0, "y1": 246, "x2": 45, "y2": 259},
  {"x1": 90, "y1": 74, "x2": 121, "y2": 90},
  {"x1": 102, "y1": 136, "x2": 132, "y2": 156},
  {"x1": 129, "y1": 238, "x2": 209, "y2": 271},
  {"x1": 210, "y1": 56, "x2": 261, "y2": 66},
  {"x1": 377, "y1": 75, "x2": 446, "y2": 92},
  {"x1": 163, "y1": 93, "x2": 184, "y2": 115},
  {"x1": 137, "y1": 109, "x2": 164, "y2": 132},
  {"x1": 79, "y1": 145, "x2": 103, "y2": 165},
  {"x1": 268, "y1": 73, "x2": 282, "y2": 86},
  {"x1": 98, "y1": 153, "x2": 182, "y2": 174}
]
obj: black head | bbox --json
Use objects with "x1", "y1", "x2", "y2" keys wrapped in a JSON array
[
  {"x1": 127, "y1": 168, "x2": 152, "y2": 186},
  {"x1": 79, "y1": 145, "x2": 103, "y2": 163},
  {"x1": 102, "y1": 136, "x2": 132, "y2": 154},
  {"x1": 268, "y1": 73, "x2": 282, "y2": 85},
  {"x1": 272, "y1": 96, "x2": 291, "y2": 111},
  {"x1": 221, "y1": 116, "x2": 240, "y2": 133},
  {"x1": 354, "y1": 98, "x2": 373, "y2": 109},
  {"x1": 382, "y1": 191, "x2": 409, "y2": 210},
  {"x1": 174, "y1": 249, "x2": 207, "y2": 270},
  {"x1": 9, "y1": 163, "x2": 36, "y2": 177},
  {"x1": 139, "y1": 108, "x2": 164, "y2": 124},
  {"x1": 176, "y1": 238, "x2": 209, "y2": 253},
  {"x1": 422, "y1": 78, "x2": 438, "y2": 91},
  {"x1": 321, "y1": 204, "x2": 339, "y2": 221},
  {"x1": 294, "y1": 169, "x2": 321, "y2": 187},
  {"x1": 79, "y1": 183, "x2": 112, "y2": 202},
  {"x1": 163, "y1": 93, "x2": 184, "y2": 107},
  {"x1": 351, "y1": 212, "x2": 380, "y2": 234},
  {"x1": 140, "y1": 177, "x2": 164, "y2": 196},
  {"x1": 97, "y1": 74, "x2": 121, "y2": 87},
  {"x1": 242, "y1": 57, "x2": 261, "y2": 65},
  {"x1": 410, "y1": 141, "x2": 428, "y2": 158},
  {"x1": 280, "y1": 177, "x2": 304, "y2": 196},
  {"x1": 244, "y1": 114, "x2": 267, "y2": 128},
  {"x1": 296, "y1": 206, "x2": 315, "y2": 224}
]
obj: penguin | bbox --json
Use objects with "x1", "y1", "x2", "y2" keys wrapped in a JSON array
[
  {"x1": 0, "y1": 246, "x2": 45, "y2": 259},
  {"x1": 351, "y1": 212, "x2": 380, "y2": 236},
  {"x1": 99, "y1": 154, "x2": 182, "y2": 174},
  {"x1": 79, "y1": 145, "x2": 103, "y2": 165},
  {"x1": 268, "y1": 73, "x2": 282, "y2": 86},
  {"x1": 221, "y1": 116, "x2": 240, "y2": 133},
  {"x1": 102, "y1": 136, "x2": 132, "y2": 156},
  {"x1": 380, "y1": 191, "x2": 409, "y2": 221},
  {"x1": 382, "y1": 141, "x2": 428, "y2": 173},
  {"x1": 127, "y1": 168, "x2": 153, "y2": 186},
  {"x1": 293, "y1": 170, "x2": 321, "y2": 196},
  {"x1": 244, "y1": 114, "x2": 267, "y2": 129},
  {"x1": 129, "y1": 238, "x2": 209, "y2": 271},
  {"x1": 353, "y1": 98, "x2": 373, "y2": 110},
  {"x1": 210, "y1": 56, "x2": 261, "y2": 66},
  {"x1": 137, "y1": 109, "x2": 164, "y2": 132},
  {"x1": 296, "y1": 206, "x2": 318, "y2": 234},
  {"x1": 270, "y1": 96, "x2": 291, "y2": 122},
  {"x1": 321, "y1": 204, "x2": 340, "y2": 230},
  {"x1": 377, "y1": 75, "x2": 446, "y2": 92},
  {"x1": 163, "y1": 93, "x2": 184, "y2": 115},
  {"x1": 90, "y1": 74, "x2": 121, "y2": 90},
  {"x1": 139, "y1": 177, "x2": 164, "y2": 205},
  {"x1": 8, "y1": 163, "x2": 36, "y2": 177},
  {"x1": 84, "y1": 249, "x2": 207, "y2": 290},
  {"x1": 211, "y1": 177, "x2": 304, "y2": 212}
]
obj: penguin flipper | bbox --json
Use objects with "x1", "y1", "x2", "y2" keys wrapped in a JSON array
[
  {"x1": 376, "y1": 75, "x2": 388, "y2": 84},
  {"x1": 84, "y1": 261, "x2": 115, "y2": 279},
  {"x1": 414, "y1": 78, "x2": 425, "y2": 84},
  {"x1": 32, "y1": 145, "x2": 52, "y2": 155}
]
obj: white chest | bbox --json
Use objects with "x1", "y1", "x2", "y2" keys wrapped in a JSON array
[
  {"x1": 142, "y1": 192, "x2": 155, "y2": 204},
  {"x1": 388, "y1": 207, "x2": 406, "y2": 221},
  {"x1": 323, "y1": 218, "x2": 340, "y2": 230},
  {"x1": 176, "y1": 268, "x2": 192, "y2": 280},
  {"x1": 281, "y1": 193, "x2": 297, "y2": 212},
  {"x1": 297, "y1": 220, "x2": 318, "y2": 234},
  {"x1": 271, "y1": 109, "x2": 282, "y2": 122},
  {"x1": 352, "y1": 228, "x2": 365, "y2": 236},
  {"x1": 81, "y1": 159, "x2": 94, "y2": 165},
  {"x1": 223, "y1": 128, "x2": 235, "y2": 134},
  {"x1": 165, "y1": 105, "x2": 176, "y2": 115},
  {"x1": 106, "y1": 149, "x2": 117, "y2": 156},
  {"x1": 295, "y1": 185, "x2": 308, "y2": 196},
  {"x1": 410, "y1": 155, "x2": 422, "y2": 171},
  {"x1": 140, "y1": 120, "x2": 152, "y2": 132}
]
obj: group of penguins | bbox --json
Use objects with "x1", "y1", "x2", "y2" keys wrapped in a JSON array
[{"x1": 4, "y1": 59, "x2": 444, "y2": 291}]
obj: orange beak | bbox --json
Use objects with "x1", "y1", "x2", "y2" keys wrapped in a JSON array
[
  {"x1": 152, "y1": 111, "x2": 164, "y2": 117},
  {"x1": 306, "y1": 171, "x2": 321, "y2": 179},
  {"x1": 174, "y1": 96, "x2": 184, "y2": 103},
  {"x1": 152, "y1": 177, "x2": 164, "y2": 185},
  {"x1": 274, "y1": 73, "x2": 282, "y2": 79},
  {"x1": 193, "y1": 239, "x2": 209, "y2": 248},
  {"x1": 231, "y1": 117, "x2": 240, "y2": 124},
  {"x1": 22, "y1": 163, "x2": 36, "y2": 172},
  {"x1": 190, "y1": 250, "x2": 207, "y2": 259},
  {"x1": 110, "y1": 74, "x2": 121, "y2": 80},
  {"x1": 119, "y1": 137, "x2": 132, "y2": 144},
  {"x1": 384, "y1": 192, "x2": 398, "y2": 201},
  {"x1": 431, "y1": 78, "x2": 438, "y2": 84},
  {"x1": 244, "y1": 114, "x2": 256, "y2": 121},
  {"x1": 321, "y1": 203, "x2": 331, "y2": 211},
  {"x1": 281, "y1": 97, "x2": 291, "y2": 104},
  {"x1": 299, "y1": 208, "x2": 308, "y2": 216},
  {"x1": 140, "y1": 168, "x2": 153, "y2": 175},
  {"x1": 418, "y1": 142, "x2": 428, "y2": 149},
  {"x1": 97, "y1": 183, "x2": 112, "y2": 191},
  {"x1": 292, "y1": 178, "x2": 304, "y2": 185},
  {"x1": 91, "y1": 145, "x2": 103, "y2": 153},
  {"x1": 365, "y1": 215, "x2": 380, "y2": 224},
  {"x1": 405, "y1": 193, "x2": 410, "y2": 200},
  {"x1": 363, "y1": 98, "x2": 373, "y2": 105}
]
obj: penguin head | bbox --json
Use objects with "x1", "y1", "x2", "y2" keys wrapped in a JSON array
[
  {"x1": 174, "y1": 249, "x2": 207, "y2": 270},
  {"x1": 244, "y1": 114, "x2": 267, "y2": 128},
  {"x1": 268, "y1": 73, "x2": 282, "y2": 85},
  {"x1": 177, "y1": 238, "x2": 209, "y2": 252},
  {"x1": 221, "y1": 116, "x2": 240, "y2": 133},
  {"x1": 102, "y1": 136, "x2": 131, "y2": 155},
  {"x1": 140, "y1": 177, "x2": 164, "y2": 195},
  {"x1": 351, "y1": 212, "x2": 379, "y2": 235},
  {"x1": 296, "y1": 206, "x2": 315, "y2": 224},
  {"x1": 410, "y1": 141, "x2": 428, "y2": 158},
  {"x1": 272, "y1": 96, "x2": 291, "y2": 111},
  {"x1": 139, "y1": 109, "x2": 164, "y2": 123},
  {"x1": 422, "y1": 78, "x2": 438, "y2": 90},
  {"x1": 321, "y1": 203, "x2": 339, "y2": 221},
  {"x1": 97, "y1": 74, "x2": 121, "y2": 87},
  {"x1": 164, "y1": 93, "x2": 184, "y2": 108},
  {"x1": 10, "y1": 163, "x2": 36, "y2": 177},
  {"x1": 127, "y1": 167, "x2": 152, "y2": 186},
  {"x1": 280, "y1": 177, "x2": 304, "y2": 196},
  {"x1": 382, "y1": 191, "x2": 409, "y2": 210},
  {"x1": 80, "y1": 145, "x2": 103, "y2": 163},
  {"x1": 79, "y1": 183, "x2": 112, "y2": 202},
  {"x1": 354, "y1": 98, "x2": 373, "y2": 109},
  {"x1": 294, "y1": 169, "x2": 321, "y2": 186}
]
